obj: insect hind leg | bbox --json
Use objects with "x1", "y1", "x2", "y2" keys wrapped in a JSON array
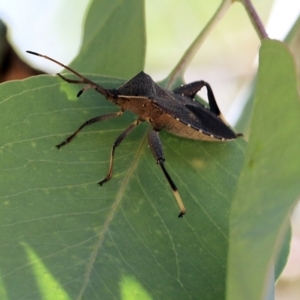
[
  {"x1": 173, "y1": 81, "x2": 221, "y2": 117},
  {"x1": 148, "y1": 129, "x2": 186, "y2": 218}
]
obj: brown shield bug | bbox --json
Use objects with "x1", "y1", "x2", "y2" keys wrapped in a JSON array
[{"x1": 27, "y1": 51, "x2": 242, "y2": 218}]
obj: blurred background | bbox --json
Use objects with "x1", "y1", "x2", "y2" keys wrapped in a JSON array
[{"x1": 0, "y1": 0, "x2": 299, "y2": 298}]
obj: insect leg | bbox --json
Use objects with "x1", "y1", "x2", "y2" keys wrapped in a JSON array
[
  {"x1": 26, "y1": 51, "x2": 109, "y2": 98},
  {"x1": 147, "y1": 129, "x2": 186, "y2": 218},
  {"x1": 174, "y1": 81, "x2": 221, "y2": 116},
  {"x1": 99, "y1": 119, "x2": 141, "y2": 186},
  {"x1": 173, "y1": 81, "x2": 206, "y2": 99},
  {"x1": 56, "y1": 111, "x2": 123, "y2": 149},
  {"x1": 203, "y1": 82, "x2": 222, "y2": 116},
  {"x1": 57, "y1": 74, "x2": 107, "y2": 98},
  {"x1": 204, "y1": 83, "x2": 243, "y2": 134}
]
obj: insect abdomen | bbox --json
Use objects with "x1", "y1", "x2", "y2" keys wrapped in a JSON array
[{"x1": 151, "y1": 114, "x2": 230, "y2": 141}]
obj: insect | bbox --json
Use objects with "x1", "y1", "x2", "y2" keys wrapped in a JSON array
[{"x1": 27, "y1": 51, "x2": 242, "y2": 218}]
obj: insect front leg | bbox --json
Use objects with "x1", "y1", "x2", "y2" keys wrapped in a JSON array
[
  {"x1": 99, "y1": 119, "x2": 141, "y2": 186},
  {"x1": 26, "y1": 52, "x2": 109, "y2": 98},
  {"x1": 56, "y1": 111, "x2": 123, "y2": 149},
  {"x1": 147, "y1": 129, "x2": 186, "y2": 218}
]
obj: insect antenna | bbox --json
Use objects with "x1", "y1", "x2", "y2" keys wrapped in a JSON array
[{"x1": 26, "y1": 51, "x2": 108, "y2": 97}]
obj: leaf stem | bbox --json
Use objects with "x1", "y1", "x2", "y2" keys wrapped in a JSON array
[
  {"x1": 239, "y1": 0, "x2": 268, "y2": 40},
  {"x1": 166, "y1": 0, "x2": 232, "y2": 88}
]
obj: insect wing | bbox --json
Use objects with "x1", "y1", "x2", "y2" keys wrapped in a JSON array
[
  {"x1": 185, "y1": 104, "x2": 236, "y2": 139},
  {"x1": 152, "y1": 95, "x2": 236, "y2": 140}
]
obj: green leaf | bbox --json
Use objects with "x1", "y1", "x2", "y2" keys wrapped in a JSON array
[
  {"x1": 285, "y1": 13, "x2": 300, "y2": 80},
  {"x1": 70, "y1": 0, "x2": 146, "y2": 78},
  {"x1": 227, "y1": 40, "x2": 300, "y2": 300},
  {"x1": 0, "y1": 74, "x2": 246, "y2": 299},
  {"x1": 0, "y1": 1, "x2": 247, "y2": 290},
  {"x1": 7, "y1": 2, "x2": 300, "y2": 299}
]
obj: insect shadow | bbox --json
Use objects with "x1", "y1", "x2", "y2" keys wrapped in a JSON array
[{"x1": 27, "y1": 51, "x2": 242, "y2": 218}]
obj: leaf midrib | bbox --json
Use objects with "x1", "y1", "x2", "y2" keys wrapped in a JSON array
[{"x1": 77, "y1": 125, "x2": 148, "y2": 299}]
